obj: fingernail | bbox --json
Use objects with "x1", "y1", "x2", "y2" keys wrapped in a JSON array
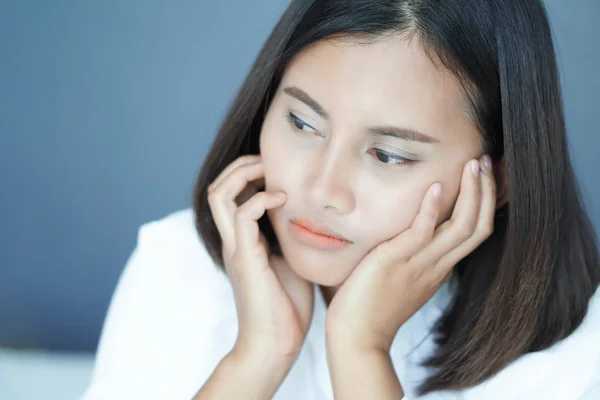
[
  {"x1": 480, "y1": 155, "x2": 492, "y2": 173},
  {"x1": 471, "y1": 160, "x2": 480, "y2": 177}
]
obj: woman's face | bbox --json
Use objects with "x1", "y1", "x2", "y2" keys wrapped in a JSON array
[{"x1": 260, "y1": 33, "x2": 485, "y2": 287}]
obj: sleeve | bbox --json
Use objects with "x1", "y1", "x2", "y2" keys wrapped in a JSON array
[
  {"x1": 80, "y1": 219, "x2": 236, "y2": 400},
  {"x1": 578, "y1": 358, "x2": 600, "y2": 400},
  {"x1": 579, "y1": 382, "x2": 600, "y2": 400}
]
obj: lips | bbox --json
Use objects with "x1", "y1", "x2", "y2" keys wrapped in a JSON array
[{"x1": 291, "y1": 217, "x2": 351, "y2": 242}]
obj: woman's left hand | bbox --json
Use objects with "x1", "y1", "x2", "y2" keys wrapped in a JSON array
[{"x1": 325, "y1": 155, "x2": 497, "y2": 352}]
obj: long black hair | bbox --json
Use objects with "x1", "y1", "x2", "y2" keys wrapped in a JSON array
[{"x1": 193, "y1": 0, "x2": 600, "y2": 394}]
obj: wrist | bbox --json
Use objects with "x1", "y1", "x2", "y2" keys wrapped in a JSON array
[
  {"x1": 217, "y1": 348, "x2": 295, "y2": 399},
  {"x1": 325, "y1": 340, "x2": 403, "y2": 399},
  {"x1": 326, "y1": 327, "x2": 392, "y2": 355},
  {"x1": 230, "y1": 342, "x2": 298, "y2": 372},
  {"x1": 327, "y1": 337, "x2": 389, "y2": 362}
]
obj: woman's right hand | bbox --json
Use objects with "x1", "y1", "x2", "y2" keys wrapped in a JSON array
[{"x1": 207, "y1": 154, "x2": 315, "y2": 362}]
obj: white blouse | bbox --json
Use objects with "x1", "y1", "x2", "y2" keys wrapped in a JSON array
[{"x1": 82, "y1": 209, "x2": 600, "y2": 400}]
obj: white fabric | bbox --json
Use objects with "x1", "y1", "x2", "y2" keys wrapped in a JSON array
[{"x1": 82, "y1": 209, "x2": 600, "y2": 400}]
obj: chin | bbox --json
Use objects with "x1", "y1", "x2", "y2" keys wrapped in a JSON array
[{"x1": 281, "y1": 246, "x2": 353, "y2": 287}]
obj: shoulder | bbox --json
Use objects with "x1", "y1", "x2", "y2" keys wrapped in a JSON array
[
  {"x1": 136, "y1": 208, "x2": 205, "y2": 256},
  {"x1": 83, "y1": 209, "x2": 237, "y2": 399},
  {"x1": 110, "y1": 207, "x2": 236, "y2": 346},
  {"x1": 125, "y1": 208, "x2": 237, "y2": 344},
  {"x1": 127, "y1": 207, "x2": 237, "y2": 341},
  {"x1": 466, "y1": 285, "x2": 600, "y2": 399},
  {"x1": 393, "y1": 282, "x2": 600, "y2": 399}
]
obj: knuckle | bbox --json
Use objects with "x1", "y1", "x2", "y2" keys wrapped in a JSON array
[
  {"x1": 455, "y1": 222, "x2": 474, "y2": 240},
  {"x1": 392, "y1": 245, "x2": 412, "y2": 264},
  {"x1": 235, "y1": 205, "x2": 248, "y2": 221},
  {"x1": 372, "y1": 243, "x2": 393, "y2": 268},
  {"x1": 411, "y1": 229, "x2": 430, "y2": 247},
  {"x1": 405, "y1": 264, "x2": 425, "y2": 282},
  {"x1": 238, "y1": 155, "x2": 260, "y2": 167},
  {"x1": 425, "y1": 206, "x2": 438, "y2": 221},
  {"x1": 207, "y1": 191, "x2": 218, "y2": 205},
  {"x1": 257, "y1": 191, "x2": 269, "y2": 200},
  {"x1": 381, "y1": 238, "x2": 412, "y2": 264},
  {"x1": 242, "y1": 154, "x2": 259, "y2": 162},
  {"x1": 235, "y1": 193, "x2": 261, "y2": 219},
  {"x1": 250, "y1": 191, "x2": 268, "y2": 204},
  {"x1": 479, "y1": 223, "x2": 494, "y2": 239}
]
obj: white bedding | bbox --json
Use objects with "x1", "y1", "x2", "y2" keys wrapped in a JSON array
[{"x1": 0, "y1": 346, "x2": 95, "y2": 400}]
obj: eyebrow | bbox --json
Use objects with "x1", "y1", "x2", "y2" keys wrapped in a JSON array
[{"x1": 282, "y1": 85, "x2": 441, "y2": 144}]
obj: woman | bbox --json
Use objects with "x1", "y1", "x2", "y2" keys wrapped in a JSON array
[{"x1": 83, "y1": 0, "x2": 600, "y2": 398}]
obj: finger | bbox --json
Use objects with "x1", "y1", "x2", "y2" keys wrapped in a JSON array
[
  {"x1": 208, "y1": 162, "x2": 266, "y2": 257},
  {"x1": 409, "y1": 159, "x2": 482, "y2": 266},
  {"x1": 235, "y1": 191, "x2": 286, "y2": 258},
  {"x1": 216, "y1": 162, "x2": 266, "y2": 202},
  {"x1": 235, "y1": 176, "x2": 263, "y2": 206},
  {"x1": 380, "y1": 182, "x2": 442, "y2": 262},
  {"x1": 433, "y1": 155, "x2": 497, "y2": 275},
  {"x1": 208, "y1": 154, "x2": 261, "y2": 193}
]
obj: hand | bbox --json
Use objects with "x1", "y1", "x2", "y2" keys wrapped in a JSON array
[
  {"x1": 207, "y1": 155, "x2": 314, "y2": 361},
  {"x1": 325, "y1": 156, "x2": 496, "y2": 352}
]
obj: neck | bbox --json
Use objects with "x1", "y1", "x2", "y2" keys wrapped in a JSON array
[{"x1": 319, "y1": 284, "x2": 339, "y2": 307}]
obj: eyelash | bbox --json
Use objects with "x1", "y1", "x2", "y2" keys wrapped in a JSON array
[{"x1": 285, "y1": 112, "x2": 415, "y2": 168}]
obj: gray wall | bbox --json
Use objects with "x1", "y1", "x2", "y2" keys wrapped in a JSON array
[{"x1": 0, "y1": 1, "x2": 598, "y2": 352}]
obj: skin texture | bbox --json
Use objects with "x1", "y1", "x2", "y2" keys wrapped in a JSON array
[{"x1": 260, "y1": 33, "x2": 486, "y2": 300}]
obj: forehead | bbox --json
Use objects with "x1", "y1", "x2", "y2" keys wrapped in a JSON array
[{"x1": 279, "y1": 33, "x2": 481, "y2": 148}]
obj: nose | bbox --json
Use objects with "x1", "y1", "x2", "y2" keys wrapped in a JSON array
[{"x1": 306, "y1": 145, "x2": 355, "y2": 213}]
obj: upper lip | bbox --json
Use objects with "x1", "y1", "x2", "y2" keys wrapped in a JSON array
[{"x1": 291, "y1": 217, "x2": 351, "y2": 242}]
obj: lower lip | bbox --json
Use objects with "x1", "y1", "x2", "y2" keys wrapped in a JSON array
[{"x1": 289, "y1": 222, "x2": 350, "y2": 250}]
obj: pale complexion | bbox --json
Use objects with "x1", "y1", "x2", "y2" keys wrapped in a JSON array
[{"x1": 260, "y1": 33, "x2": 486, "y2": 303}]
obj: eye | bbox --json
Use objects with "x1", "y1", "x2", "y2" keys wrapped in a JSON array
[
  {"x1": 368, "y1": 148, "x2": 415, "y2": 168},
  {"x1": 286, "y1": 112, "x2": 317, "y2": 134},
  {"x1": 286, "y1": 111, "x2": 416, "y2": 168}
]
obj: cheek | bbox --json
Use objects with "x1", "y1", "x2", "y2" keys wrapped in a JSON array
[
  {"x1": 359, "y1": 170, "x2": 464, "y2": 248},
  {"x1": 436, "y1": 169, "x2": 464, "y2": 223},
  {"x1": 259, "y1": 120, "x2": 289, "y2": 191},
  {"x1": 359, "y1": 189, "x2": 426, "y2": 248}
]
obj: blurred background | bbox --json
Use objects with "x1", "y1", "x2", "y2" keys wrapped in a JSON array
[{"x1": 1, "y1": 0, "x2": 599, "y2": 398}]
